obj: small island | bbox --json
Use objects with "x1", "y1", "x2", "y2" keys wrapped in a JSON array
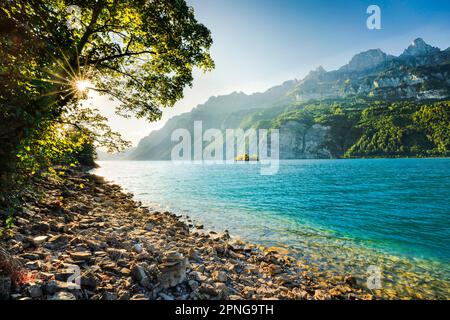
[{"x1": 235, "y1": 154, "x2": 259, "y2": 161}]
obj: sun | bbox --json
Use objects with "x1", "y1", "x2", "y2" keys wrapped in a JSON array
[{"x1": 75, "y1": 79, "x2": 93, "y2": 93}]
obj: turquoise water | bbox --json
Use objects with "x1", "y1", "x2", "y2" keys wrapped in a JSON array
[{"x1": 94, "y1": 159, "x2": 450, "y2": 299}]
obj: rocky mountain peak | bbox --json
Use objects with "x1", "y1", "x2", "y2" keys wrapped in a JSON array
[
  {"x1": 315, "y1": 66, "x2": 326, "y2": 73},
  {"x1": 340, "y1": 49, "x2": 390, "y2": 72},
  {"x1": 401, "y1": 38, "x2": 440, "y2": 57},
  {"x1": 305, "y1": 66, "x2": 327, "y2": 80}
]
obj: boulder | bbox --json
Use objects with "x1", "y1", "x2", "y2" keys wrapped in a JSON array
[
  {"x1": 130, "y1": 265, "x2": 151, "y2": 288},
  {"x1": 157, "y1": 251, "x2": 187, "y2": 289}
]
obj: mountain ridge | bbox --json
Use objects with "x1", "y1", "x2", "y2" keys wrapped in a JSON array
[{"x1": 99, "y1": 38, "x2": 450, "y2": 161}]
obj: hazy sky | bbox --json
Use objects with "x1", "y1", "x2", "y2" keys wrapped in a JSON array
[{"x1": 88, "y1": 0, "x2": 450, "y2": 146}]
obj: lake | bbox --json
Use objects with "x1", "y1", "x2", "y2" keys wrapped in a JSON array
[{"x1": 93, "y1": 159, "x2": 450, "y2": 299}]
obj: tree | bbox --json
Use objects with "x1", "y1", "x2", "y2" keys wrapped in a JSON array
[
  {"x1": 316, "y1": 106, "x2": 362, "y2": 158},
  {"x1": 0, "y1": 0, "x2": 214, "y2": 210},
  {"x1": 0, "y1": 0, "x2": 214, "y2": 177},
  {"x1": 413, "y1": 102, "x2": 450, "y2": 155}
]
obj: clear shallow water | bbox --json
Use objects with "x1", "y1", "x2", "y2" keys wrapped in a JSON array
[{"x1": 94, "y1": 159, "x2": 450, "y2": 299}]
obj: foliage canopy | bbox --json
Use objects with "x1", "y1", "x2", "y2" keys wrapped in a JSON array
[{"x1": 0, "y1": 0, "x2": 214, "y2": 216}]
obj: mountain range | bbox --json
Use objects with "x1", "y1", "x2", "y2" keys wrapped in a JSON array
[{"x1": 101, "y1": 38, "x2": 450, "y2": 160}]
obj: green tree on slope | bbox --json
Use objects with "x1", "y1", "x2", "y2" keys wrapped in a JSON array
[{"x1": 0, "y1": 0, "x2": 214, "y2": 206}]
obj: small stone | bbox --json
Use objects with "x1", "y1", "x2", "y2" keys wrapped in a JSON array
[
  {"x1": 212, "y1": 271, "x2": 227, "y2": 282},
  {"x1": 94, "y1": 251, "x2": 107, "y2": 257},
  {"x1": 118, "y1": 291, "x2": 130, "y2": 300},
  {"x1": 130, "y1": 265, "x2": 150, "y2": 288},
  {"x1": 120, "y1": 268, "x2": 131, "y2": 276},
  {"x1": 29, "y1": 285, "x2": 43, "y2": 299},
  {"x1": 130, "y1": 294, "x2": 148, "y2": 300},
  {"x1": 188, "y1": 248, "x2": 201, "y2": 261},
  {"x1": 25, "y1": 260, "x2": 42, "y2": 270},
  {"x1": 215, "y1": 282, "x2": 232, "y2": 298},
  {"x1": 81, "y1": 272, "x2": 97, "y2": 290},
  {"x1": 266, "y1": 246, "x2": 289, "y2": 255},
  {"x1": 31, "y1": 222, "x2": 50, "y2": 233},
  {"x1": 47, "y1": 234, "x2": 68, "y2": 247},
  {"x1": 199, "y1": 283, "x2": 218, "y2": 296},
  {"x1": 50, "y1": 222, "x2": 67, "y2": 233},
  {"x1": 132, "y1": 243, "x2": 143, "y2": 254},
  {"x1": 21, "y1": 253, "x2": 41, "y2": 260},
  {"x1": 314, "y1": 289, "x2": 331, "y2": 300},
  {"x1": 102, "y1": 292, "x2": 117, "y2": 300},
  {"x1": 40, "y1": 272, "x2": 55, "y2": 280},
  {"x1": 55, "y1": 266, "x2": 78, "y2": 282},
  {"x1": 48, "y1": 291, "x2": 76, "y2": 300},
  {"x1": 45, "y1": 280, "x2": 78, "y2": 294},
  {"x1": 70, "y1": 251, "x2": 92, "y2": 261},
  {"x1": 195, "y1": 224, "x2": 204, "y2": 229},
  {"x1": 268, "y1": 264, "x2": 282, "y2": 275},
  {"x1": 242, "y1": 286, "x2": 256, "y2": 298},
  {"x1": 188, "y1": 280, "x2": 199, "y2": 291},
  {"x1": 33, "y1": 236, "x2": 48, "y2": 245},
  {"x1": 117, "y1": 259, "x2": 129, "y2": 268},
  {"x1": 106, "y1": 248, "x2": 126, "y2": 261},
  {"x1": 145, "y1": 223, "x2": 153, "y2": 231},
  {"x1": 159, "y1": 292, "x2": 174, "y2": 300},
  {"x1": 344, "y1": 275, "x2": 357, "y2": 286}
]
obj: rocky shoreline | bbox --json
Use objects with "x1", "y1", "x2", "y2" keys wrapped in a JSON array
[{"x1": 0, "y1": 168, "x2": 371, "y2": 300}]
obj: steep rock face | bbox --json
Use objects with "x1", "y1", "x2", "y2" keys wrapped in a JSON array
[{"x1": 279, "y1": 122, "x2": 330, "y2": 159}]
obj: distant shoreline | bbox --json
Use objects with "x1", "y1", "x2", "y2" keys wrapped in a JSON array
[{"x1": 97, "y1": 156, "x2": 450, "y2": 162}]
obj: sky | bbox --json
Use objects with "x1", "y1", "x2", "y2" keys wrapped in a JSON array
[{"x1": 88, "y1": 0, "x2": 450, "y2": 146}]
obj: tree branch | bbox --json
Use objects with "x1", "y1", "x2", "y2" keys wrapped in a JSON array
[
  {"x1": 87, "y1": 50, "x2": 154, "y2": 64},
  {"x1": 96, "y1": 63, "x2": 153, "y2": 94},
  {"x1": 76, "y1": 3, "x2": 105, "y2": 58}
]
